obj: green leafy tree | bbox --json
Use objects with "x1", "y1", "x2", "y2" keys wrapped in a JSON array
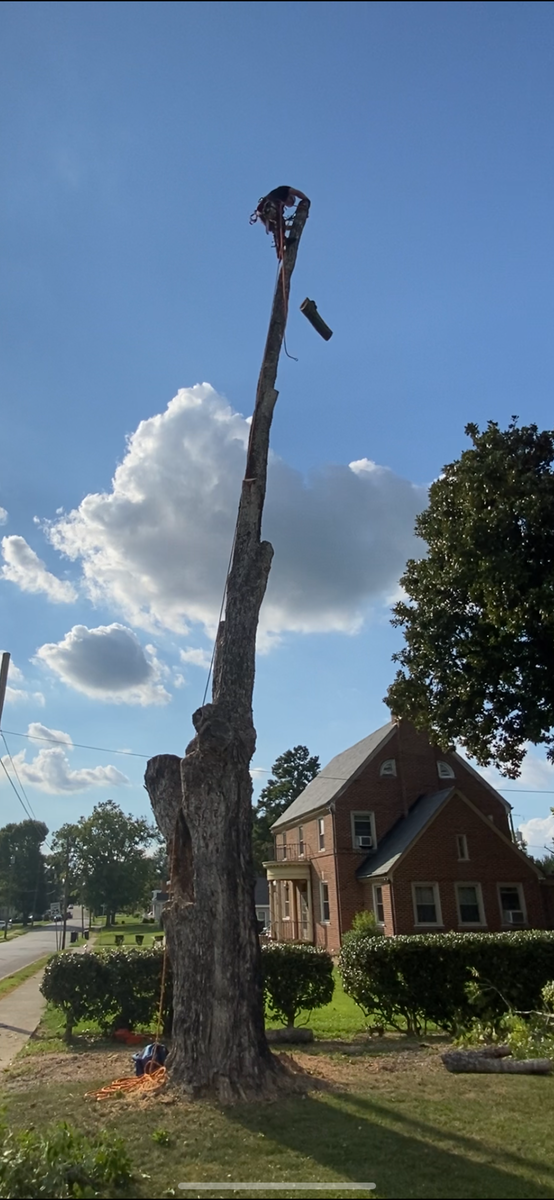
[
  {"x1": 48, "y1": 823, "x2": 83, "y2": 913},
  {"x1": 252, "y1": 745, "x2": 320, "y2": 874},
  {"x1": 62, "y1": 801, "x2": 159, "y2": 925},
  {"x1": 387, "y1": 420, "x2": 554, "y2": 777},
  {"x1": 0, "y1": 819, "x2": 48, "y2": 923}
]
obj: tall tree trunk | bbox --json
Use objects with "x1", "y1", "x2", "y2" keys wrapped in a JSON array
[{"x1": 145, "y1": 199, "x2": 310, "y2": 1101}]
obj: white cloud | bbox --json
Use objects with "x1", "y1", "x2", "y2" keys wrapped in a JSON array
[
  {"x1": 1, "y1": 743, "x2": 129, "y2": 795},
  {"x1": 519, "y1": 815, "x2": 554, "y2": 855},
  {"x1": 478, "y1": 747, "x2": 554, "y2": 795},
  {"x1": 5, "y1": 686, "x2": 46, "y2": 707},
  {"x1": 0, "y1": 508, "x2": 8, "y2": 526},
  {"x1": 44, "y1": 384, "x2": 427, "y2": 641},
  {"x1": 1, "y1": 660, "x2": 45, "y2": 708},
  {"x1": 179, "y1": 647, "x2": 212, "y2": 669},
  {"x1": 35, "y1": 622, "x2": 171, "y2": 705},
  {"x1": 1, "y1": 536, "x2": 77, "y2": 603},
  {"x1": 28, "y1": 722, "x2": 73, "y2": 747}
]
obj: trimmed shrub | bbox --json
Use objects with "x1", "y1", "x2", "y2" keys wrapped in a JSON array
[
  {"x1": 342, "y1": 910, "x2": 384, "y2": 944},
  {"x1": 40, "y1": 951, "x2": 108, "y2": 1040},
  {"x1": 0, "y1": 1121, "x2": 133, "y2": 1198},
  {"x1": 42, "y1": 942, "x2": 334, "y2": 1039},
  {"x1": 339, "y1": 930, "x2": 554, "y2": 1036},
  {"x1": 262, "y1": 943, "x2": 334, "y2": 1027},
  {"x1": 41, "y1": 948, "x2": 172, "y2": 1038}
]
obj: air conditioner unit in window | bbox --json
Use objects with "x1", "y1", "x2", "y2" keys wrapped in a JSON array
[
  {"x1": 506, "y1": 910, "x2": 525, "y2": 924},
  {"x1": 357, "y1": 835, "x2": 373, "y2": 849}
]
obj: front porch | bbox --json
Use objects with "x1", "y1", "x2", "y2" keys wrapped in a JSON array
[{"x1": 264, "y1": 845, "x2": 314, "y2": 943}]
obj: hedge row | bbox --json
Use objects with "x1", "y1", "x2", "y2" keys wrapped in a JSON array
[
  {"x1": 41, "y1": 943, "x2": 334, "y2": 1038},
  {"x1": 41, "y1": 947, "x2": 170, "y2": 1039},
  {"x1": 339, "y1": 930, "x2": 554, "y2": 1034}
]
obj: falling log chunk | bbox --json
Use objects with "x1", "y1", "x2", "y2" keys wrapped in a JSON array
[
  {"x1": 442, "y1": 1050, "x2": 552, "y2": 1075},
  {"x1": 300, "y1": 297, "x2": 333, "y2": 340}
]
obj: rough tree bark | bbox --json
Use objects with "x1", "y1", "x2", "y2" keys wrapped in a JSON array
[{"x1": 145, "y1": 198, "x2": 311, "y2": 1101}]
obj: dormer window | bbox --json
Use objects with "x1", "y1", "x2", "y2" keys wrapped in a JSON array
[
  {"x1": 437, "y1": 761, "x2": 455, "y2": 780},
  {"x1": 380, "y1": 758, "x2": 397, "y2": 778}
]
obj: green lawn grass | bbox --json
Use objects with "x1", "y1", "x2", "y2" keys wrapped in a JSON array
[
  {"x1": 0, "y1": 955, "x2": 52, "y2": 1000},
  {"x1": 8, "y1": 965, "x2": 554, "y2": 1197},
  {"x1": 94, "y1": 921, "x2": 163, "y2": 948},
  {"x1": 4, "y1": 1053, "x2": 554, "y2": 1198},
  {"x1": 266, "y1": 972, "x2": 366, "y2": 1038}
]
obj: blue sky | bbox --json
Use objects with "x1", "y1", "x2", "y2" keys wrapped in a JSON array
[{"x1": 1, "y1": 0, "x2": 554, "y2": 851}]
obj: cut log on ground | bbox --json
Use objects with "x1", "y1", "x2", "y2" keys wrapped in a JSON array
[
  {"x1": 442, "y1": 1050, "x2": 552, "y2": 1074},
  {"x1": 467, "y1": 1044, "x2": 513, "y2": 1058},
  {"x1": 266, "y1": 1027, "x2": 314, "y2": 1044}
]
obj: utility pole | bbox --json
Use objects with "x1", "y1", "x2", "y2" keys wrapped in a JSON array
[
  {"x1": 61, "y1": 834, "x2": 71, "y2": 950},
  {"x1": 0, "y1": 654, "x2": 10, "y2": 937},
  {"x1": 146, "y1": 194, "x2": 311, "y2": 1100},
  {"x1": 0, "y1": 652, "x2": 10, "y2": 727}
]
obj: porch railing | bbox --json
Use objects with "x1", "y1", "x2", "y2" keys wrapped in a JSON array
[
  {"x1": 271, "y1": 842, "x2": 311, "y2": 862},
  {"x1": 270, "y1": 920, "x2": 313, "y2": 942}
]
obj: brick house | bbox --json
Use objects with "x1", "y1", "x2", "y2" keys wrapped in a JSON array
[{"x1": 265, "y1": 718, "x2": 550, "y2": 951}]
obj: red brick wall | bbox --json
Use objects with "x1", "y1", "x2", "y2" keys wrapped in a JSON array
[
  {"x1": 392, "y1": 792, "x2": 545, "y2": 933},
  {"x1": 272, "y1": 720, "x2": 517, "y2": 947},
  {"x1": 361, "y1": 879, "x2": 395, "y2": 936}
]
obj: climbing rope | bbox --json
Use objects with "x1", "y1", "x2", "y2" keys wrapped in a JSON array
[
  {"x1": 85, "y1": 1065, "x2": 168, "y2": 1101},
  {"x1": 85, "y1": 937, "x2": 171, "y2": 1102}
]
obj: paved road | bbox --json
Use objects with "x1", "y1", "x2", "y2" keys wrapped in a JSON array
[{"x1": 0, "y1": 914, "x2": 83, "y2": 980}]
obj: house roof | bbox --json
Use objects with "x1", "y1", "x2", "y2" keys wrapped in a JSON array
[
  {"x1": 452, "y1": 750, "x2": 511, "y2": 812},
  {"x1": 356, "y1": 788, "x2": 454, "y2": 879},
  {"x1": 271, "y1": 720, "x2": 397, "y2": 830}
]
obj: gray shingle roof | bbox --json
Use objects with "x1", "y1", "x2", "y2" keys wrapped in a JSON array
[
  {"x1": 356, "y1": 788, "x2": 454, "y2": 879},
  {"x1": 271, "y1": 720, "x2": 396, "y2": 830}
]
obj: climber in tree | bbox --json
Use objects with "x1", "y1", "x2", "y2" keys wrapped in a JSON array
[{"x1": 250, "y1": 186, "x2": 309, "y2": 258}]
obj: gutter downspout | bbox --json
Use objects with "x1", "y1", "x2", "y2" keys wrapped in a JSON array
[
  {"x1": 386, "y1": 875, "x2": 398, "y2": 936},
  {"x1": 329, "y1": 802, "x2": 344, "y2": 947}
]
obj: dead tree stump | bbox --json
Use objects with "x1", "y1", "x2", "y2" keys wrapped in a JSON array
[{"x1": 145, "y1": 198, "x2": 311, "y2": 1101}]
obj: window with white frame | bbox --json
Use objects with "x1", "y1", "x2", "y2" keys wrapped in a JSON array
[
  {"x1": 320, "y1": 880, "x2": 330, "y2": 922},
  {"x1": 456, "y1": 834, "x2": 469, "y2": 861},
  {"x1": 380, "y1": 758, "x2": 397, "y2": 777},
  {"x1": 412, "y1": 883, "x2": 442, "y2": 926},
  {"x1": 351, "y1": 811, "x2": 375, "y2": 851},
  {"x1": 283, "y1": 882, "x2": 290, "y2": 919},
  {"x1": 318, "y1": 817, "x2": 325, "y2": 851},
  {"x1": 373, "y1": 885, "x2": 385, "y2": 925},
  {"x1": 281, "y1": 831, "x2": 287, "y2": 860},
  {"x1": 456, "y1": 883, "x2": 485, "y2": 926},
  {"x1": 298, "y1": 825, "x2": 304, "y2": 857},
  {"x1": 499, "y1": 884, "x2": 526, "y2": 926},
  {"x1": 437, "y1": 760, "x2": 455, "y2": 779}
]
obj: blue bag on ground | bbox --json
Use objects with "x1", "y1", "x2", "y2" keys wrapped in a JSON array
[{"x1": 132, "y1": 1042, "x2": 167, "y2": 1076}]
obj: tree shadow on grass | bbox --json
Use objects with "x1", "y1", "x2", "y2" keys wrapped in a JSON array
[
  {"x1": 229, "y1": 1090, "x2": 554, "y2": 1199},
  {"x1": 287, "y1": 1034, "x2": 450, "y2": 1059}
]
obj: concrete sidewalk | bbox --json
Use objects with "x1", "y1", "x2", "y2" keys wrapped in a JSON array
[
  {"x1": 0, "y1": 937, "x2": 97, "y2": 1072},
  {"x1": 0, "y1": 967, "x2": 47, "y2": 1070}
]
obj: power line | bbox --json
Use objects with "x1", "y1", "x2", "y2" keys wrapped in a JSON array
[
  {"x1": 1, "y1": 728, "x2": 553, "y2": 793},
  {"x1": 1, "y1": 731, "x2": 38, "y2": 822},
  {"x1": 0, "y1": 757, "x2": 34, "y2": 822},
  {"x1": 0, "y1": 728, "x2": 150, "y2": 758}
]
